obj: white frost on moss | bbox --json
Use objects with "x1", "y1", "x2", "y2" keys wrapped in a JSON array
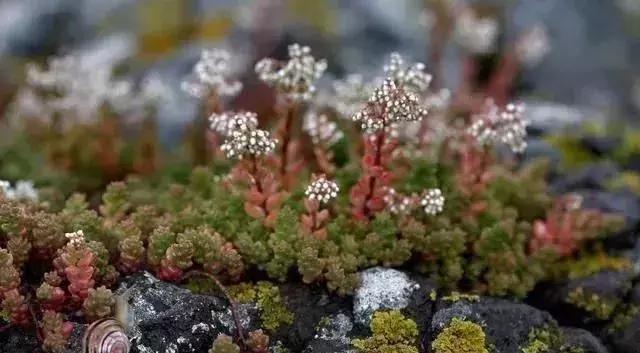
[{"x1": 353, "y1": 267, "x2": 420, "y2": 325}]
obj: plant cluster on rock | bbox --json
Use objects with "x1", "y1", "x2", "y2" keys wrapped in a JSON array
[{"x1": 0, "y1": 39, "x2": 627, "y2": 353}]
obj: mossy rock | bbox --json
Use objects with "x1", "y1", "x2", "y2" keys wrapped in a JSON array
[{"x1": 430, "y1": 297, "x2": 558, "y2": 352}]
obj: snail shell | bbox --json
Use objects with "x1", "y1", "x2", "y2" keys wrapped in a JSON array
[{"x1": 83, "y1": 318, "x2": 130, "y2": 353}]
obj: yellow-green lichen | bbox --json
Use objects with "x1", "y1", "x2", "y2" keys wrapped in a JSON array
[
  {"x1": 566, "y1": 287, "x2": 618, "y2": 320},
  {"x1": 442, "y1": 291, "x2": 480, "y2": 303},
  {"x1": 562, "y1": 253, "x2": 631, "y2": 280},
  {"x1": 228, "y1": 282, "x2": 257, "y2": 304},
  {"x1": 609, "y1": 304, "x2": 640, "y2": 332},
  {"x1": 521, "y1": 327, "x2": 560, "y2": 353},
  {"x1": 227, "y1": 281, "x2": 293, "y2": 332},
  {"x1": 432, "y1": 318, "x2": 489, "y2": 353},
  {"x1": 606, "y1": 171, "x2": 640, "y2": 195},
  {"x1": 429, "y1": 289, "x2": 437, "y2": 301},
  {"x1": 352, "y1": 310, "x2": 419, "y2": 353}
]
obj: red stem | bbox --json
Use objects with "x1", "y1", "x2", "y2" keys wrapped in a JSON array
[{"x1": 362, "y1": 131, "x2": 386, "y2": 219}]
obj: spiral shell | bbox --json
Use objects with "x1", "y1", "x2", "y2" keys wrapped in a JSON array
[{"x1": 83, "y1": 318, "x2": 130, "y2": 353}]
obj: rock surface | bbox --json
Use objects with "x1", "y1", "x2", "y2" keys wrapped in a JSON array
[
  {"x1": 429, "y1": 297, "x2": 557, "y2": 353},
  {"x1": 561, "y1": 327, "x2": 609, "y2": 353},
  {"x1": 353, "y1": 267, "x2": 421, "y2": 326},
  {"x1": 118, "y1": 272, "x2": 259, "y2": 353}
]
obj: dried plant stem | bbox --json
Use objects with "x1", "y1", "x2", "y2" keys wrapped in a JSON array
[{"x1": 183, "y1": 270, "x2": 246, "y2": 344}]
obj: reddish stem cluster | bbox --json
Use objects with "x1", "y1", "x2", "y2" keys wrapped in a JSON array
[
  {"x1": 529, "y1": 196, "x2": 610, "y2": 257},
  {"x1": 350, "y1": 132, "x2": 397, "y2": 221},
  {"x1": 232, "y1": 158, "x2": 285, "y2": 228},
  {"x1": 270, "y1": 102, "x2": 304, "y2": 190},
  {"x1": 455, "y1": 141, "x2": 493, "y2": 215},
  {"x1": 301, "y1": 199, "x2": 331, "y2": 240}
]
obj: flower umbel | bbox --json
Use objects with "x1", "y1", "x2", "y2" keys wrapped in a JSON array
[
  {"x1": 421, "y1": 188, "x2": 445, "y2": 215},
  {"x1": 353, "y1": 78, "x2": 428, "y2": 133},
  {"x1": 182, "y1": 49, "x2": 242, "y2": 99},
  {"x1": 383, "y1": 53, "x2": 432, "y2": 93},
  {"x1": 467, "y1": 100, "x2": 529, "y2": 153},
  {"x1": 305, "y1": 178, "x2": 339, "y2": 204},
  {"x1": 255, "y1": 43, "x2": 327, "y2": 101},
  {"x1": 209, "y1": 111, "x2": 259, "y2": 137},
  {"x1": 221, "y1": 128, "x2": 277, "y2": 160}
]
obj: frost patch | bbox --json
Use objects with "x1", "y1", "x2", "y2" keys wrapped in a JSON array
[{"x1": 353, "y1": 267, "x2": 419, "y2": 325}]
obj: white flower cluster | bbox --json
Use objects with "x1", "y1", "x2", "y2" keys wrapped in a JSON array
[
  {"x1": 453, "y1": 9, "x2": 499, "y2": 54},
  {"x1": 331, "y1": 74, "x2": 373, "y2": 118},
  {"x1": 255, "y1": 43, "x2": 327, "y2": 101},
  {"x1": 468, "y1": 100, "x2": 529, "y2": 153},
  {"x1": 353, "y1": 78, "x2": 428, "y2": 133},
  {"x1": 303, "y1": 112, "x2": 343, "y2": 146},
  {"x1": 0, "y1": 180, "x2": 38, "y2": 201},
  {"x1": 209, "y1": 111, "x2": 259, "y2": 137},
  {"x1": 26, "y1": 55, "x2": 136, "y2": 122},
  {"x1": 383, "y1": 188, "x2": 414, "y2": 215},
  {"x1": 516, "y1": 25, "x2": 551, "y2": 66},
  {"x1": 383, "y1": 53, "x2": 432, "y2": 93},
  {"x1": 182, "y1": 49, "x2": 242, "y2": 99},
  {"x1": 305, "y1": 178, "x2": 339, "y2": 204},
  {"x1": 219, "y1": 113, "x2": 277, "y2": 159},
  {"x1": 421, "y1": 188, "x2": 445, "y2": 215},
  {"x1": 65, "y1": 230, "x2": 85, "y2": 247}
]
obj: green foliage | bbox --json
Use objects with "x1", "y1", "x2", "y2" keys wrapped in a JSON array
[
  {"x1": 352, "y1": 310, "x2": 419, "y2": 353},
  {"x1": 431, "y1": 318, "x2": 489, "y2": 353},
  {"x1": 566, "y1": 287, "x2": 619, "y2": 320},
  {"x1": 229, "y1": 281, "x2": 294, "y2": 332}
]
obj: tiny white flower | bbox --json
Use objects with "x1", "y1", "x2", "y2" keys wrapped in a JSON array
[
  {"x1": 65, "y1": 230, "x2": 86, "y2": 246},
  {"x1": 421, "y1": 188, "x2": 445, "y2": 215}
]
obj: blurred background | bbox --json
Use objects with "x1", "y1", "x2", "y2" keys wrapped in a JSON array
[
  {"x1": 1, "y1": 0, "x2": 640, "y2": 200},
  {"x1": 1, "y1": 0, "x2": 639, "y2": 131}
]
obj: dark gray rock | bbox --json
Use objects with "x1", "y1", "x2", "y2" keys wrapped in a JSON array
[
  {"x1": 302, "y1": 313, "x2": 356, "y2": 353},
  {"x1": 550, "y1": 162, "x2": 620, "y2": 194},
  {"x1": 608, "y1": 313, "x2": 640, "y2": 353},
  {"x1": 561, "y1": 327, "x2": 609, "y2": 353},
  {"x1": 0, "y1": 326, "x2": 42, "y2": 353},
  {"x1": 429, "y1": 297, "x2": 557, "y2": 353},
  {"x1": 528, "y1": 270, "x2": 634, "y2": 327},
  {"x1": 579, "y1": 136, "x2": 621, "y2": 157},
  {"x1": 118, "y1": 272, "x2": 259, "y2": 353},
  {"x1": 273, "y1": 282, "x2": 352, "y2": 353},
  {"x1": 579, "y1": 190, "x2": 640, "y2": 226}
]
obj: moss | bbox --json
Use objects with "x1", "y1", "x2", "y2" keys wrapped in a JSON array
[
  {"x1": 442, "y1": 291, "x2": 480, "y2": 303},
  {"x1": 609, "y1": 304, "x2": 640, "y2": 332},
  {"x1": 606, "y1": 171, "x2": 640, "y2": 195},
  {"x1": 520, "y1": 327, "x2": 561, "y2": 353},
  {"x1": 562, "y1": 253, "x2": 631, "y2": 279},
  {"x1": 432, "y1": 318, "x2": 489, "y2": 353},
  {"x1": 228, "y1": 282, "x2": 258, "y2": 304},
  {"x1": 429, "y1": 289, "x2": 437, "y2": 301},
  {"x1": 255, "y1": 281, "x2": 294, "y2": 332},
  {"x1": 545, "y1": 135, "x2": 598, "y2": 170},
  {"x1": 566, "y1": 287, "x2": 618, "y2": 320},
  {"x1": 228, "y1": 282, "x2": 293, "y2": 332},
  {"x1": 352, "y1": 310, "x2": 419, "y2": 353}
]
